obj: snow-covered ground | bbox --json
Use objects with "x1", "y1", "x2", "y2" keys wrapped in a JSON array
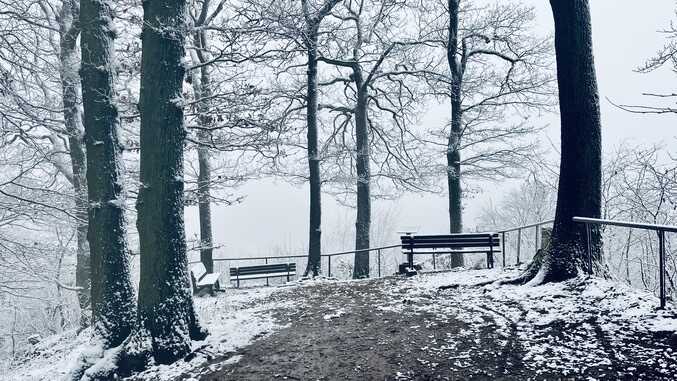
[
  {"x1": 2, "y1": 286, "x2": 296, "y2": 381},
  {"x1": 4, "y1": 268, "x2": 677, "y2": 380},
  {"x1": 380, "y1": 268, "x2": 677, "y2": 378}
]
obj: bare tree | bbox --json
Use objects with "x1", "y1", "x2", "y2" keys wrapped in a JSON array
[
  {"x1": 422, "y1": 0, "x2": 554, "y2": 268},
  {"x1": 0, "y1": 0, "x2": 92, "y2": 323},
  {"x1": 509, "y1": 0, "x2": 602, "y2": 285},
  {"x1": 129, "y1": 0, "x2": 208, "y2": 368},
  {"x1": 316, "y1": 0, "x2": 433, "y2": 278},
  {"x1": 80, "y1": 0, "x2": 136, "y2": 346}
]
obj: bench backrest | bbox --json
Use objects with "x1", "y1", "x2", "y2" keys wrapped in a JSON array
[
  {"x1": 190, "y1": 262, "x2": 207, "y2": 280},
  {"x1": 229, "y1": 263, "x2": 296, "y2": 277},
  {"x1": 401, "y1": 233, "x2": 500, "y2": 251}
]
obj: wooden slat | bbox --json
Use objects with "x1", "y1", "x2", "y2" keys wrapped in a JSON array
[
  {"x1": 230, "y1": 263, "x2": 294, "y2": 276},
  {"x1": 401, "y1": 233, "x2": 498, "y2": 240},
  {"x1": 407, "y1": 250, "x2": 502, "y2": 255},
  {"x1": 401, "y1": 238, "x2": 499, "y2": 246},
  {"x1": 401, "y1": 242, "x2": 499, "y2": 250}
]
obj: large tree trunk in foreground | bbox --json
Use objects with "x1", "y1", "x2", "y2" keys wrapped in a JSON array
[
  {"x1": 446, "y1": 0, "x2": 464, "y2": 268},
  {"x1": 522, "y1": 0, "x2": 602, "y2": 284},
  {"x1": 305, "y1": 28, "x2": 323, "y2": 277},
  {"x1": 134, "y1": 0, "x2": 207, "y2": 365},
  {"x1": 79, "y1": 0, "x2": 135, "y2": 346},
  {"x1": 58, "y1": 0, "x2": 90, "y2": 325},
  {"x1": 353, "y1": 69, "x2": 371, "y2": 279}
]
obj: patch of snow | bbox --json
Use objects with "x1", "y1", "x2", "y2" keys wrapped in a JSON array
[{"x1": 4, "y1": 285, "x2": 297, "y2": 381}]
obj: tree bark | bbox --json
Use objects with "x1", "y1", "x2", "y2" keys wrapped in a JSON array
[
  {"x1": 135, "y1": 0, "x2": 207, "y2": 364},
  {"x1": 353, "y1": 68, "x2": 371, "y2": 279},
  {"x1": 197, "y1": 133, "x2": 214, "y2": 273},
  {"x1": 58, "y1": 0, "x2": 90, "y2": 325},
  {"x1": 192, "y1": 31, "x2": 214, "y2": 274},
  {"x1": 446, "y1": 0, "x2": 464, "y2": 267},
  {"x1": 304, "y1": 27, "x2": 323, "y2": 277},
  {"x1": 538, "y1": 0, "x2": 603, "y2": 282},
  {"x1": 79, "y1": 0, "x2": 136, "y2": 347}
]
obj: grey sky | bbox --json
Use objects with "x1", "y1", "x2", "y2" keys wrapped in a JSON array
[{"x1": 185, "y1": 0, "x2": 677, "y2": 259}]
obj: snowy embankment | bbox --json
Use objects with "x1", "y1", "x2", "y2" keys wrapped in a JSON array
[
  {"x1": 5, "y1": 269, "x2": 677, "y2": 380},
  {"x1": 3, "y1": 286, "x2": 297, "y2": 381}
]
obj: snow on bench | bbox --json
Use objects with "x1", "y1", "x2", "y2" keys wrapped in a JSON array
[{"x1": 190, "y1": 262, "x2": 222, "y2": 296}]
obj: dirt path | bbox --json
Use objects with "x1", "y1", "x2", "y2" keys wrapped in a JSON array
[{"x1": 198, "y1": 273, "x2": 677, "y2": 381}]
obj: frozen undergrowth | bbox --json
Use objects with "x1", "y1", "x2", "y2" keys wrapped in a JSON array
[{"x1": 3, "y1": 286, "x2": 296, "y2": 381}]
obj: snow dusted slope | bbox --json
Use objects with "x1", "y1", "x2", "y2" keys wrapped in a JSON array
[
  {"x1": 380, "y1": 268, "x2": 677, "y2": 378},
  {"x1": 5, "y1": 269, "x2": 677, "y2": 380},
  {"x1": 3, "y1": 286, "x2": 296, "y2": 381}
]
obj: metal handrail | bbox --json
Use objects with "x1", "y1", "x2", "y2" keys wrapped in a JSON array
[
  {"x1": 192, "y1": 244, "x2": 402, "y2": 279},
  {"x1": 495, "y1": 219, "x2": 555, "y2": 266},
  {"x1": 572, "y1": 216, "x2": 677, "y2": 233},
  {"x1": 497, "y1": 219, "x2": 555, "y2": 234},
  {"x1": 205, "y1": 244, "x2": 401, "y2": 263},
  {"x1": 573, "y1": 216, "x2": 675, "y2": 309}
]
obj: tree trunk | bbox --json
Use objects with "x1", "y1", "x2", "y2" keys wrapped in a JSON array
[
  {"x1": 79, "y1": 0, "x2": 136, "y2": 347},
  {"x1": 135, "y1": 0, "x2": 207, "y2": 364},
  {"x1": 192, "y1": 31, "x2": 215, "y2": 274},
  {"x1": 353, "y1": 69, "x2": 371, "y2": 279},
  {"x1": 538, "y1": 0, "x2": 603, "y2": 282},
  {"x1": 304, "y1": 28, "x2": 323, "y2": 277},
  {"x1": 446, "y1": 0, "x2": 464, "y2": 268},
  {"x1": 58, "y1": 0, "x2": 90, "y2": 325},
  {"x1": 197, "y1": 133, "x2": 214, "y2": 273}
]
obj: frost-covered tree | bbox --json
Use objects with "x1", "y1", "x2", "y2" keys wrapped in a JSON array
[
  {"x1": 301, "y1": 0, "x2": 343, "y2": 277},
  {"x1": 511, "y1": 0, "x2": 602, "y2": 284},
  {"x1": 426, "y1": 0, "x2": 554, "y2": 268},
  {"x1": 79, "y1": 0, "x2": 136, "y2": 346},
  {"x1": 131, "y1": 0, "x2": 208, "y2": 367}
]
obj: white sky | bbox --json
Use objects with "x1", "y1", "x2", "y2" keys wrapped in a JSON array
[{"x1": 185, "y1": 0, "x2": 677, "y2": 259}]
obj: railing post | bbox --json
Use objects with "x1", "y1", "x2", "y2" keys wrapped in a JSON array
[
  {"x1": 328, "y1": 255, "x2": 332, "y2": 278},
  {"x1": 516, "y1": 229, "x2": 522, "y2": 265},
  {"x1": 265, "y1": 257, "x2": 269, "y2": 286},
  {"x1": 433, "y1": 252, "x2": 436, "y2": 270},
  {"x1": 501, "y1": 232, "x2": 506, "y2": 267},
  {"x1": 658, "y1": 230, "x2": 666, "y2": 309},
  {"x1": 378, "y1": 249, "x2": 382, "y2": 278},
  {"x1": 534, "y1": 225, "x2": 539, "y2": 254},
  {"x1": 585, "y1": 223, "x2": 592, "y2": 274}
]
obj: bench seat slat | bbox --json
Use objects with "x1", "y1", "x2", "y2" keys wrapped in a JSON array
[
  {"x1": 230, "y1": 264, "x2": 295, "y2": 276},
  {"x1": 401, "y1": 237, "x2": 499, "y2": 243},
  {"x1": 402, "y1": 233, "x2": 498, "y2": 240},
  {"x1": 402, "y1": 242, "x2": 499, "y2": 249},
  {"x1": 230, "y1": 264, "x2": 291, "y2": 271},
  {"x1": 405, "y1": 250, "x2": 502, "y2": 255},
  {"x1": 232, "y1": 271, "x2": 297, "y2": 280},
  {"x1": 196, "y1": 273, "x2": 221, "y2": 287}
]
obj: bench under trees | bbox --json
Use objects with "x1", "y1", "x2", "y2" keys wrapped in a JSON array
[
  {"x1": 400, "y1": 233, "x2": 501, "y2": 274},
  {"x1": 190, "y1": 263, "x2": 223, "y2": 295},
  {"x1": 229, "y1": 263, "x2": 297, "y2": 288}
]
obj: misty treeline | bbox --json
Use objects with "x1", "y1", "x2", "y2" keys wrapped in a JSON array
[{"x1": 0, "y1": 0, "x2": 675, "y2": 376}]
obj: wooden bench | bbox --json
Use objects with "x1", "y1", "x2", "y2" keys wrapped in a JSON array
[
  {"x1": 190, "y1": 262, "x2": 222, "y2": 295},
  {"x1": 400, "y1": 233, "x2": 500, "y2": 274},
  {"x1": 229, "y1": 263, "x2": 296, "y2": 288}
]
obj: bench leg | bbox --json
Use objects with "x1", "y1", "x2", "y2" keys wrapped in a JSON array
[{"x1": 486, "y1": 252, "x2": 494, "y2": 269}]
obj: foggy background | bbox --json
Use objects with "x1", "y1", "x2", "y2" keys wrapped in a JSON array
[{"x1": 185, "y1": 0, "x2": 677, "y2": 259}]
